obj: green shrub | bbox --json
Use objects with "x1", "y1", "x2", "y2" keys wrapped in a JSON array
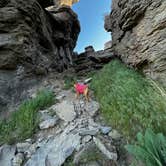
[
  {"x1": 91, "y1": 60, "x2": 166, "y2": 139},
  {"x1": 125, "y1": 129, "x2": 166, "y2": 166},
  {"x1": 0, "y1": 89, "x2": 55, "y2": 145}
]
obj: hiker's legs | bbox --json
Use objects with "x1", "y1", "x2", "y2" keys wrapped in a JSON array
[
  {"x1": 75, "y1": 92, "x2": 79, "y2": 100},
  {"x1": 84, "y1": 88, "x2": 89, "y2": 102}
]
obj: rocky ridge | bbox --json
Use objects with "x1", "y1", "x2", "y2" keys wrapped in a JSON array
[
  {"x1": 105, "y1": 0, "x2": 166, "y2": 87},
  {"x1": 73, "y1": 45, "x2": 115, "y2": 75}
]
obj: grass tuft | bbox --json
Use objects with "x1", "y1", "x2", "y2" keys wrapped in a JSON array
[
  {"x1": 0, "y1": 89, "x2": 55, "y2": 145},
  {"x1": 91, "y1": 60, "x2": 166, "y2": 140}
]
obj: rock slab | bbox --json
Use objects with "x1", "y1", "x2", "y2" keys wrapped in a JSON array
[
  {"x1": 53, "y1": 100, "x2": 76, "y2": 122},
  {"x1": 39, "y1": 117, "x2": 58, "y2": 130}
]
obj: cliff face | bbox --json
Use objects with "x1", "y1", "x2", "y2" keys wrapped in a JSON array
[
  {"x1": 0, "y1": 0, "x2": 80, "y2": 111},
  {"x1": 0, "y1": 0, "x2": 80, "y2": 72},
  {"x1": 105, "y1": 0, "x2": 166, "y2": 86}
]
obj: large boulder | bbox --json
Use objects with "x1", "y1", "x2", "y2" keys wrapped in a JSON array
[
  {"x1": 0, "y1": 0, "x2": 80, "y2": 111},
  {"x1": 105, "y1": 0, "x2": 166, "y2": 87}
]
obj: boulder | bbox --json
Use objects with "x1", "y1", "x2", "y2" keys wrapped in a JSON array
[
  {"x1": 56, "y1": 94, "x2": 66, "y2": 101},
  {"x1": 105, "y1": 0, "x2": 166, "y2": 87},
  {"x1": 53, "y1": 100, "x2": 76, "y2": 122},
  {"x1": 39, "y1": 111, "x2": 53, "y2": 121},
  {"x1": 12, "y1": 153, "x2": 24, "y2": 166},
  {"x1": 109, "y1": 129, "x2": 122, "y2": 140},
  {"x1": 100, "y1": 126, "x2": 112, "y2": 135},
  {"x1": 24, "y1": 143, "x2": 38, "y2": 159},
  {"x1": 79, "y1": 128, "x2": 99, "y2": 136},
  {"x1": 39, "y1": 117, "x2": 59, "y2": 130},
  {"x1": 16, "y1": 142, "x2": 31, "y2": 153},
  {"x1": 25, "y1": 132, "x2": 81, "y2": 166},
  {"x1": 85, "y1": 101, "x2": 100, "y2": 117},
  {"x1": 85, "y1": 46, "x2": 95, "y2": 55},
  {"x1": 82, "y1": 136, "x2": 92, "y2": 144},
  {"x1": 93, "y1": 137, "x2": 118, "y2": 161},
  {"x1": 73, "y1": 141, "x2": 113, "y2": 166}
]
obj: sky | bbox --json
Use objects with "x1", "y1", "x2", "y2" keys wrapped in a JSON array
[{"x1": 72, "y1": 0, "x2": 112, "y2": 53}]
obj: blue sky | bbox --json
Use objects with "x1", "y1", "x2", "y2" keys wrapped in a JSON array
[{"x1": 72, "y1": 0, "x2": 112, "y2": 53}]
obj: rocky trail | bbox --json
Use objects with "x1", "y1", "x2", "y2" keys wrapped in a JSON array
[
  {"x1": 0, "y1": 0, "x2": 165, "y2": 165},
  {"x1": 0, "y1": 76, "x2": 123, "y2": 166}
]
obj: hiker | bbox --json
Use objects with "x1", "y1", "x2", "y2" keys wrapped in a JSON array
[{"x1": 74, "y1": 81, "x2": 90, "y2": 102}]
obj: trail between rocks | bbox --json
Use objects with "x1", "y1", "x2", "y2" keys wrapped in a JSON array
[{"x1": 0, "y1": 79, "x2": 119, "y2": 166}]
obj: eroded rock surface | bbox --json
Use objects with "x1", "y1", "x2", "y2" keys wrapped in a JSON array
[
  {"x1": 105, "y1": 0, "x2": 166, "y2": 87},
  {"x1": 73, "y1": 46, "x2": 115, "y2": 75},
  {"x1": 0, "y1": 0, "x2": 80, "y2": 111},
  {"x1": 0, "y1": 1, "x2": 80, "y2": 71}
]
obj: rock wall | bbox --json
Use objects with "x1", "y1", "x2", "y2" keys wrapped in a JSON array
[
  {"x1": 73, "y1": 46, "x2": 115, "y2": 76},
  {"x1": 105, "y1": 0, "x2": 166, "y2": 86},
  {"x1": 0, "y1": 0, "x2": 80, "y2": 111},
  {"x1": 0, "y1": 0, "x2": 80, "y2": 72}
]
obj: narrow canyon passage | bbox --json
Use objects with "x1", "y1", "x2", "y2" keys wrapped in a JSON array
[{"x1": 0, "y1": 0, "x2": 166, "y2": 166}]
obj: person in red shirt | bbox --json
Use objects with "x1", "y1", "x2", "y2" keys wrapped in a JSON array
[{"x1": 74, "y1": 81, "x2": 90, "y2": 102}]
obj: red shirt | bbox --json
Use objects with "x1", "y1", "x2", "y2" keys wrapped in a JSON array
[{"x1": 75, "y1": 83, "x2": 87, "y2": 94}]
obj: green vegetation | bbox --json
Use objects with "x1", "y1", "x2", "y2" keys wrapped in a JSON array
[
  {"x1": 91, "y1": 60, "x2": 166, "y2": 140},
  {"x1": 77, "y1": 145, "x2": 110, "y2": 165},
  {"x1": 125, "y1": 129, "x2": 166, "y2": 166},
  {"x1": 0, "y1": 89, "x2": 55, "y2": 145},
  {"x1": 63, "y1": 156, "x2": 74, "y2": 166}
]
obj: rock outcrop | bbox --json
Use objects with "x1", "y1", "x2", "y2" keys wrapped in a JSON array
[
  {"x1": 0, "y1": 0, "x2": 80, "y2": 111},
  {"x1": 105, "y1": 0, "x2": 166, "y2": 87},
  {"x1": 0, "y1": 0, "x2": 80, "y2": 72},
  {"x1": 73, "y1": 46, "x2": 115, "y2": 75}
]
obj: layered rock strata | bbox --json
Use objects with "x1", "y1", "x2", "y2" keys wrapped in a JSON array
[
  {"x1": 73, "y1": 46, "x2": 115, "y2": 75},
  {"x1": 105, "y1": 0, "x2": 166, "y2": 86},
  {"x1": 0, "y1": 0, "x2": 80, "y2": 111}
]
